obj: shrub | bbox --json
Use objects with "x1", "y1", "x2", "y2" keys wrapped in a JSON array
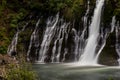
[
  {"x1": 5, "y1": 55, "x2": 38, "y2": 80},
  {"x1": 0, "y1": 46, "x2": 7, "y2": 54}
]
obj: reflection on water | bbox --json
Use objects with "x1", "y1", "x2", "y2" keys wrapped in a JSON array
[{"x1": 33, "y1": 63, "x2": 120, "y2": 80}]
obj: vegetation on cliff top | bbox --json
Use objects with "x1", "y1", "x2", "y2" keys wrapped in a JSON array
[{"x1": 0, "y1": 54, "x2": 38, "y2": 80}]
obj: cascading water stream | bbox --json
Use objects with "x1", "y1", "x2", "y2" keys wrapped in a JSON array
[
  {"x1": 111, "y1": 16, "x2": 116, "y2": 33},
  {"x1": 78, "y1": 0, "x2": 90, "y2": 58},
  {"x1": 72, "y1": 0, "x2": 90, "y2": 61},
  {"x1": 95, "y1": 16, "x2": 117, "y2": 63},
  {"x1": 27, "y1": 19, "x2": 40, "y2": 61},
  {"x1": 115, "y1": 21, "x2": 120, "y2": 65},
  {"x1": 61, "y1": 24, "x2": 70, "y2": 62},
  {"x1": 7, "y1": 0, "x2": 120, "y2": 66},
  {"x1": 38, "y1": 13, "x2": 70, "y2": 63},
  {"x1": 52, "y1": 22, "x2": 69, "y2": 62},
  {"x1": 7, "y1": 23, "x2": 29, "y2": 56},
  {"x1": 79, "y1": 0, "x2": 105, "y2": 65},
  {"x1": 72, "y1": 28, "x2": 80, "y2": 61},
  {"x1": 7, "y1": 31, "x2": 19, "y2": 56},
  {"x1": 38, "y1": 14, "x2": 59, "y2": 62}
]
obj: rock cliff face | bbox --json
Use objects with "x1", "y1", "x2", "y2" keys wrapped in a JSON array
[{"x1": 0, "y1": 0, "x2": 120, "y2": 65}]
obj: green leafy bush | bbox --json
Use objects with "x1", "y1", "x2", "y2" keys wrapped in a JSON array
[
  {"x1": 0, "y1": 46, "x2": 7, "y2": 54},
  {"x1": 5, "y1": 55, "x2": 38, "y2": 80},
  {"x1": 0, "y1": 0, "x2": 7, "y2": 16}
]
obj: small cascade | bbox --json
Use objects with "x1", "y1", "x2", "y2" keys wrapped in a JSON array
[
  {"x1": 111, "y1": 16, "x2": 116, "y2": 33},
  {"x1": 94, "y1": 27, "x2": 108, "y2": 62},
  {"x1": 79, "y1": 0, "x2": 105, "y2": 65},
  {"x1": 115, "y1": 21, "x2": 120, "y2": 65},
  {"x1": 72, "y1": 0, "x2": 90, "y2": 61},
  {"x1": 7, "y1": 0, "x2": 120, "y2": 66},
  {"x1": 7, "y1": 23, "x2": 29, "y2": 56},
  {"x1": 38, "y1": 14, "x2": 70, "y2": 63},
  {"x1": 7, "y1": 31, "x2": 19, "y2": 55},
  {"x1": 78, "y1": 0, "x2": 90, "y2": 58},
  {"x1": 27, "y1": 19, "x2": 40, "y2": 61},
  {"x1": 72, "y1": 28, "x2": 80, "y2": 61},
  {"x1": 61, "y1": 25, "x2": 70, "y2": 62},
  {"x1": 83, "y1": 0, "x2": 90, "y2": 28},
  {"x1": 95, "y1": 16, "x2": 117, "y2": 62},
  {"x1": 55, "y1": 23, "x2": 69, "y2": 62},
  {"x1": 38, "y1": 14, "x2": 59, "y2": 62}
]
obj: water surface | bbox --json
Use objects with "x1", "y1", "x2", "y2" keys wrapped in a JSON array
[{"x1": 33, "y1": 63, "x2": 120, "y2": 80}]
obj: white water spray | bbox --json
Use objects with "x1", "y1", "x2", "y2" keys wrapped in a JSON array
[
  {"x1": 115, "y1": 21, "x2": 120, "y2": 65},
  {"x1": 79, "y1": 0, "x2": 105, "y2": 65},
  {"x1": 38, "y1": 14, "x2": 59, "y2": 62},
  {"x1": 111, "y1": 16, "x2": 116, "y2": 33}
]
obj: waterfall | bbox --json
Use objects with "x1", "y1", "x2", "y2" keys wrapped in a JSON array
[
  {"x1": 37, "y1": 14, "x2": 70, "y2": 63},
  {"x1": 72, "y1": 28, "x2": 80, "y2": 61},
  {"x1": 7, "y1": 23, "x2": 29, "y2": 56},
  {"x1": 7, "y1": 0, "x2": 120, "y2": 66},
  {"x1": 115, "y1": 21, "x2": 120, "y2": 65},
  {"x1": 111, "y1": 16, "x2": 116, "y2": 33},
  {"x1": 38, "y1": 14, "x2": 59, "y2": 62},
  {"x1": 78, "y1": 0, "x2": 90, "y2": 58},
  {"x1": 7, "y1": 31, "x2": 19, "y2": 56},
  {"x1": 71, "y1": 0, "x2": 90, "y2": 62},
  {"x1": 79, "y1": 0, "x2": 104, "y2": 65},
  {"x1": 51, "y1": 23, "x2": 69, "y2": 62},
  {"x1": 27, "y1": 19, "x2": 40, "y2": 61}
]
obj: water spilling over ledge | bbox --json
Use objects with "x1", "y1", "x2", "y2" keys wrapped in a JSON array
[
  {"x1": 7, "y1": 0, "x2": 120, "y2": 66},
  {"x1": 79, "y1": 0, "x2": 105, "y2": 65}
]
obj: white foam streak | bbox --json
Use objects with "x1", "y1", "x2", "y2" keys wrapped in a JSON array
[{"x1": 79, "y1": 0, "x2": 104, "y2": 65}]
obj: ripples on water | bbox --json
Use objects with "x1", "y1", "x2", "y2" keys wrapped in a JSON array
[{"x1": 33, "y1": 63, "x2": 120, "y2": 80}]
